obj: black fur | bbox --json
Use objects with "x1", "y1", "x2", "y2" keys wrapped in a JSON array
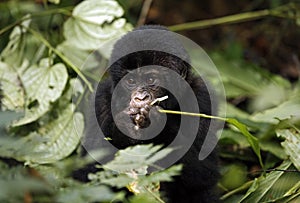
[{"x1": 77, "y1": 25, "x2": 220, "y2": 203}]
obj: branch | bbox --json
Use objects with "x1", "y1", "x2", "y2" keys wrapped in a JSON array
[{"x1": 137, "y1": 0, "x2": 153, "y2": 26}]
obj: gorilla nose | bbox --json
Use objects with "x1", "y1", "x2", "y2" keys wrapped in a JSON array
[{"x1": 134, "y1": 92, "x2": 151, "y2": 102}]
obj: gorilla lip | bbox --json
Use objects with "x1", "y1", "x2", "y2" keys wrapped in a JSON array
[{"x1": 132, "y1": 95, "x2": 168, "y2": 130}]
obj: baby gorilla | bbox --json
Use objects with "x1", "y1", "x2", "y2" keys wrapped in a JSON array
[
  {"x1": 112, "y1": 64, "x2": 174, "y2": 141},
  {"x1": 81, "y1": 25, "x2": 220, "y2": 203}
]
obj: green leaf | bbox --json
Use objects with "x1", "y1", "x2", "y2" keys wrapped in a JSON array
[
  {"x1": 158, "y1": 109, "x2": 264, "y2": 168},
  {"x1": 241, "y1": 160, "x2": 300, "y2": 203},
  {"x1": 0, "y1": 161, "x2": 51, "y2": 202},
  {"x1": 251, "y1": 96, "x2": 300, "y2": 124},
  {"x1": 226, "y1": 118, "x2": 264, "y2": 168},
  {"x1": 236, "y1": 179, "x2": 259, "y2": 202},
  {"x1": 0, "y1": 111, "x2": 23, "y2": 131},
  {"x1": 259, "y1": 140, "x2": 287, "y2": 160},
  {"x1": 146, "y1": 147, "x2": 174, "y2": 165},
  {"x1": 56, "y1": 185, "x2": 123, "y2": 203},
  {"x1": 129, "y1": 193, "x2": 161, "y2": 203},
  {"x1": 0, "y1": 61, "x2": 26, "y2": 110},
  {"x1": 57, "y1": 42, "x2": 95, "y2": 71},
  {"x1": 249, "y1": 84, "x2": 289, "y2": 112},
  {"x1": 277, "y1": 129, "x2": 300, "y2": 171},
  {"x1": 126, "y1": 165, "x2": 182, "y2": 201},
  {"x1": 15, "y1": 104, "x2": 83, "y2": 164},
  {"x1": 104, "y1": 144, "x2": 167, "y2": 173},
  {"x1": 89, "y1": 144, "x2": 180, "y2": 193},
  {"x1": 219, "y1": 129, "x2": 250, "y2": 147},
  {"x1": 139, "y1": 164, "x2": 182, "y2": 186},
  {"x1": 210, "y1": 52, "x2": 268, "y2": 97},
  {"x1": 224, "y1": 103, "x2": 250, "y2": 119},
  {"x1": 48, "y1": 0, "x2": 60, "y2": 4},
  {"x1": 241, "y1": 160, "x2": 292, "y2": 202},
  {"x1": 210, "y1": 51, "x2": 291, "y2": 99},
  {"x1": 13, "y1": 58, "x2": 68, "y2": 126},
  {"x1": 89, "y1": 172, "x2": 134, "y2": 188},
  {"x1": 0, "y1": 112, "x2": 26, "y2": 159},
  {"x1": 0, "y1": 15, "x2": 31, "y2": 66},
  {"x1": 63, "y1": 0, "x2": 132, "y2": 58}
]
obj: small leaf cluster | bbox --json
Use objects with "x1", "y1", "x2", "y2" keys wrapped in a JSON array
[
  {"x1": 0, "y1": 1, "x2": 182, "y2": 202},
  {"x1": 201, "y1": 42, "x2": 300, "y2": 202}
]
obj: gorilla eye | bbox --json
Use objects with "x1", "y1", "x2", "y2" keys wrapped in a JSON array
[
  {"x1": 146, "y1": 77, "x2": 156, "y2": 85},
  {"x1": 127, "y1": 78, "x2": 136, "y2": 85}
]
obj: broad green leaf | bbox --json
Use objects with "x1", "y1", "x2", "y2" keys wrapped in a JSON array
[
  {"x1": 63, "y1": 0, "x2": 133, "y2": 58},
  {"x1": 210, "y1": 52, "x2": 290, "y2": 99},
  {"x1": 251, "y1": 96, "x2": 300, "y2": 124},
  {"x1": 277, "y1": 129, "x2": 300, "y2": 171},
  {"x1": 210, "y1": 52, "x2": 267, "y2": 97},
  {"x1": 13, "y1": 58, "x2": 68, "y2": 126},
  {"x1": 16, "y1": 104, "x2": 83, "y2": 164},
  {"x1": 57, "y1": 42, "x2": 91, "y2": 70},
  {"x1": 249, "y1": 84, "x2": 288, "y2": 112},
  {"x1": 0, "y1": 61, "x2": 25, "y2": 110},
  {"x1": 138, "y1": 164, "x2": 182, "y2": 186},
  {"x1": 241, "y1": 160, "x2": 293, "y2": 203},
  {"x1": 90, "y1": 147, "x2": 181, "y2": 197},
  {"x1": 104, "y1": 144, "x2": 163, "y2": 173},
  {"x1": 89, "y1": 172, "x2": 134, "y2": 188}
]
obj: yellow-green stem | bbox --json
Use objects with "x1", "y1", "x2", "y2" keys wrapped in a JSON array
[
  {"x1": 158, "y1": 109, "x2": 227, "y2": 121},
  {"x1": 168, "y1": 9, "x2": 270, "y2": 31}
]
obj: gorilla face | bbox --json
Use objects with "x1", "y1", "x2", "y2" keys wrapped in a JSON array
[
  {"x1": 109, "y1": 50, "x2": 188, "y2": 134},
  {"x1": 122, "y1": 67, "x2": 167, "y2": 129}
]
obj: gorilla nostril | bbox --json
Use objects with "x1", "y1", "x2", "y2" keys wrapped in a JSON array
[{"x1": 134, "y1": 93, "x2": 151, "y2": 102}]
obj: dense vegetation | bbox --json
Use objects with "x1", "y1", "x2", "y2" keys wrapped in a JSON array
[{"x1": 0, "y1": 0, "x2": 299, "y2": 202}]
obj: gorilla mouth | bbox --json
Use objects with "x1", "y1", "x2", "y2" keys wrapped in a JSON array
[{"x1": 128, "y1": 95, "x2": 168, "y2": 130}]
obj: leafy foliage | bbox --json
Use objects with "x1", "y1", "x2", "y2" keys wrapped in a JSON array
[
  {"x1": 62, "y1": 0, "x2": 132, "y2": 58},
  {"x1": 89, "y1": 145, "x2": 182, "y2": 200},
  {"x1": 0, "y1": 1, "x2": 180, "y2": 202},
  {"x1": 204, "y1": 43, "x2": 300, "y2": 202},
  {"x1": 0, "y1": 0, "x2": 299, "y2": 202}
]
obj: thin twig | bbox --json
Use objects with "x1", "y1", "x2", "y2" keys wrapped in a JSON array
[
  {"x1": 260, "y1": 169, "x2": 300, "y2": 173},
  {"x1": 144, "y1": 186, "x2": 166, "y2": 203},
  {"x1": 137, "y1": 0, "x2": 153, "y2": 26},
  {"x1": 158, "y1": 109, "x2": 227, "y2": 121},
  {"x1": 168, "y1": 9, "x2": 270, "y2": 31}
]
